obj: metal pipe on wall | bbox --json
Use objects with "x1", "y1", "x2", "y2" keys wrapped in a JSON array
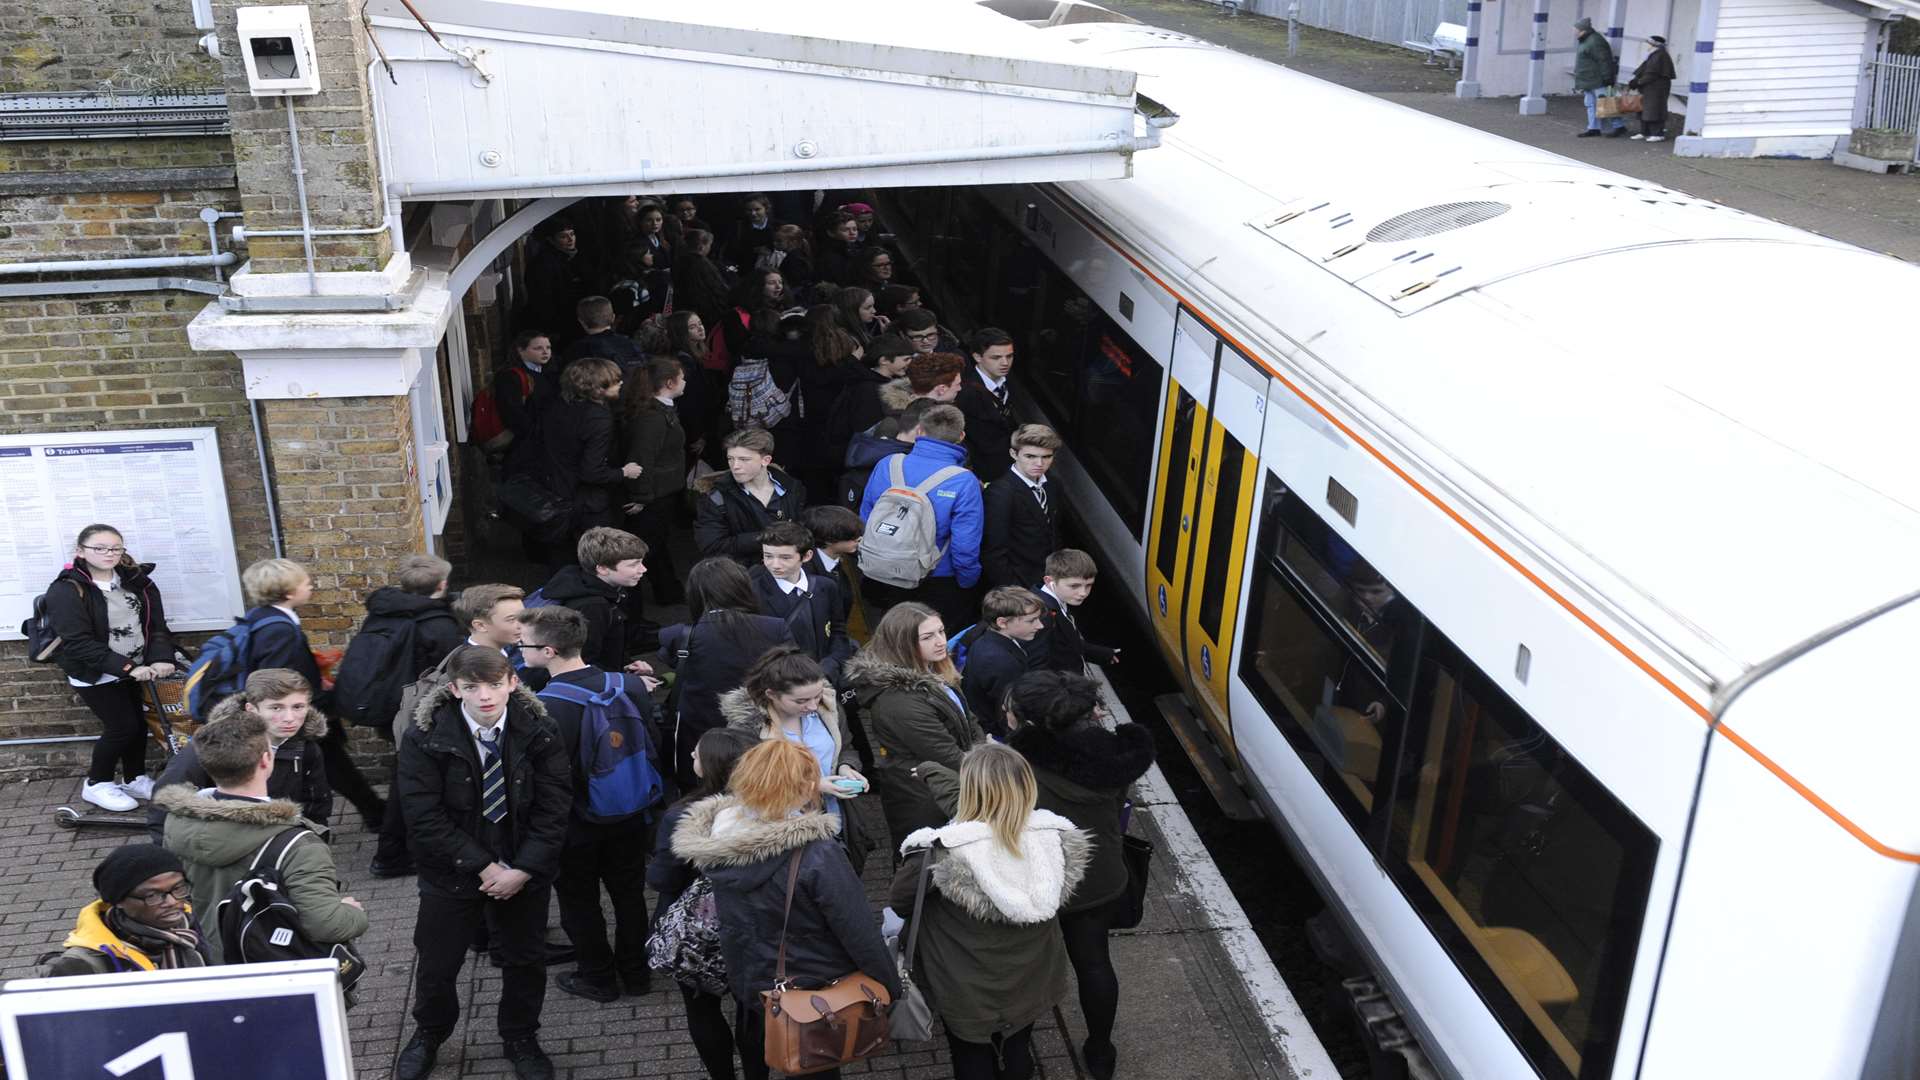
[
  {"x1": 0, "y1": 252, "x2": 237, "y2": 276},
  {"x1": 284, "y1": 96, "x2": 320, "y2": 294},
  {"x1": 249, "y1": 398, "x2": 287, "y2": 558}
]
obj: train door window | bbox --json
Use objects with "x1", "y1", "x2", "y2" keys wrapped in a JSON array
[
  {"x1": 1076, "y1": 316, "x2": 1161, "y2": 535},
  {"x1": 1027, "y1": 261, "x2": 1092, "y2": 430},
  {"x1": 1387, "y1": 632, "x2": 1656, "y2": 1080},
  {"x1": 1270, "y1": 489, "x2": 1416, "y2": 676},
  {"x1": 1195, "y1": 432, "x2": 1246, "y2": 635},
  {"x1": 1154, "y1": 389, "x2": 1198, "y2": 584}
]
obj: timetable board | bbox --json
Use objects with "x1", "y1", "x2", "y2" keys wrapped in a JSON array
[{"x1": 0, "y1": 428, "x2": 245, "y2": 641}]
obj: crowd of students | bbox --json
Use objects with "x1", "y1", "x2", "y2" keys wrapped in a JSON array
[{"x1": 38, "y1": 193, "x2": 1154, "y2": 1080}]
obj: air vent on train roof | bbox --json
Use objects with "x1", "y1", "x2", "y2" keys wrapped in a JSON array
[{"x1": 1365, "y1": 200, "x2": 1509, "y2": 243}]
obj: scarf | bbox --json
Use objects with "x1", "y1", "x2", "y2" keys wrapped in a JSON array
[{"x1": 105, "y1": 905, "x2": 210, "y2": 970}]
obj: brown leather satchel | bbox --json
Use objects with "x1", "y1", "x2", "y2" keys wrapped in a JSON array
[{"x1": 759, "y1": 849, "x2": 894, "y2": 1075}]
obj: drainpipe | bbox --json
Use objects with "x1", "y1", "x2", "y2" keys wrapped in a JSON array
[
  {"x1": 0, "y1": 277, "x2": 226, "y2": 298},
  {"x1": 284, "y1": 97, "x2": 319, "y2": 294},
  {"x1": 249, "y1": 398, "x2": 287, "y2": 558},
  {"x1": 0, "y1": 252, "x2": 237, "y2": 276},
  {"x1": 0, "y1": 735, "x2": 98, "y2": 748}
]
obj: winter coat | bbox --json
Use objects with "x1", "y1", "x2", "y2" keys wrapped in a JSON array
[
  {"x1": 955, "y1": 373, "x2": 1018, "y2": 476},
  {"x1": 494, "y1": 361, "x2": 558, "y2": 454},
  {"x1": 396, "y1": 682, "x2": 572, "y2": 892},
  {"x1": 146, "y1": 694, "x2": 332, "y2": 842},
  {"x1": 1630, "y1": 46, "x2": 1676, "y2": 124},
  {"x1": 240, "y1": 606, "x2": 325, "y2": 709},
  {"x1": 748, "y1": 565, "x2": 854, "y2": 684},
  {"x1": 45, "y1": 900, "x2": 210, "y2": 977},
  {"x1": 856, "y1": 437, "x2": 984, "y2": 587},
  {"x1": 647, "y1": 800, "x2": 702, "y2": 917},
  {"x1": 362, "y1": 586, "x2": 464, "y2": 678},
  {"x1": 622, "y1": 396, "x2": 687, "y2": 506},
  {"x1": 1010, "y1": 720, "x2": 1155, "y2": 912},
  {"x1": 524, "y1": 243, "x2": 590, "y2": 347},
  {"x1": 824, "y1": 365, "x2": 893, "y2": 464},
  {"x1": 537, "y1": 564, "x2": 630, "y2": 672},
  {"x1": 663, "y1": 612, "x2": 795, "y2": 753},
  {"x1": 540, "y1": 665, "x2": 666, "y2": 822},
  {"x1": 537, "y1": 396, "x2": 624, "y2": 525},
  {"x1": 719, "y1": 686, "x2": 878, "y2": 865},
  {"x1": 560, "y1": 329, "x2": 644, "y2": 372},
  {"x1": 157, "y1": 785, "x2": 367, "y2": 965},
  {"x1": 693, "y1": 467, "x2": 808, "y2": 563},
  {"x1": 814, "y1": 240, "x2": 862, "y2": 291},
  {"x1": 980, "y1": 471, "x2": 1058, "y2": 590},
  {"x1": 43, "y1": 562, "x2": 178, "y2": 683},
  {"x1": 837, "y1": 431, "x2": 913, "y2": 513},
  {"x1": 791, "y1": 361, "x2": 864, "y2": 472},
  {"x1": 960, "y1": 631, "x2": 1038, "y2": 741},
  {"x1": 889, "y1": 811, "x2": 1091, "y2": 1042},
  {"x1": 1573, "y1": 31, "x2": 1616, "y2": 92},
  {"x1": 842, "y1": 654, "x2": 981, "y2": 842},
  {"x1": 1033, "y1": 589, "x2": 1117, "y2": 674},
  {"x1": 672, "y1": 795, "x2": 899, "y2": 1005}
]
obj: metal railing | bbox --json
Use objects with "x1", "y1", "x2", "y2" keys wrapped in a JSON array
[{"x1": 1864, "y1": 51, "x2": 1920, "y2": 140}]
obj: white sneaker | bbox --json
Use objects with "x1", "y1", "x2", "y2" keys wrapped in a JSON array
[
  {"x1": 1646, "y1": 135, "x2": 1667, "y2": 143},
  {"x1": 120, "y1": 775, "x2": 155, "y2": 801},
  {"x1": 82, "y1": 781, "x2": 138, "y2": 813},
  {"x1": 1630, "y1": 133, "x2": 1646, "y2": 140}
]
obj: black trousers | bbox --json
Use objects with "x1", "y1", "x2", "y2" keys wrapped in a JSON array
[
  {"x1": 946, "y1": 1025, "x2": 1036, "y2": 1080},
  {"x1": 680, "y1": 986, "x2": 739, "y2": 1080},
  {"x1": 1060, "y1": 896, "x2": 1124, "y2": 1052},
  {"x1": 412, "y1": 880, "x2": 552, "y2": 1041},
  {"x1": 625, "y1": 502, "x2": 683, "y2": 604},
  {"x1": 77, "y1": 680, "x2": 147, "y2": 784},
  {"x1": 375, "y1": 753, "x2": 410, "y2": 866},
  {"x1": 554, "y1": 815, "x2": 651, "y2": 986},
  {"x1": 317, "y1": 719, "x2": 383, "y2": 824},
  {"x1": 735, "y1": 1000, "x2": 842, "y2": 1080}
]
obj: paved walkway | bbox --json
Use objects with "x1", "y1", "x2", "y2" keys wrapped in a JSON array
[{"x1": 1104, "y1": 0, "x2": 1920, "y2": 261}]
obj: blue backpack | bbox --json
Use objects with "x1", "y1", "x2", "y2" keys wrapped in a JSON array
[
  {"x1": 184, "y1": 611, "x2": 291, "y2": 721},
  {"x1": 521, "y1": 587, "x2": 558, "y2": 610},
  {"x1": 538, "y1": 673, "x2": 664, "y2": 823},
  {"x1": 947, "y1": 624, "x2": 980, "y2": 673}
]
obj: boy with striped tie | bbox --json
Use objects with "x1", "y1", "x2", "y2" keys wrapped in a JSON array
[{"x1": 394, "y1": 645, "x2": 571, "y2": 1080}]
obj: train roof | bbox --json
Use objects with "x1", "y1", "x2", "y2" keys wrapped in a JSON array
[{"x1": 1046, "y1": 23, "x2": 1920, "y2": 691}]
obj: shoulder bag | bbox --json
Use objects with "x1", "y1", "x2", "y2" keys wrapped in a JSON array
[
  {"x1": 889, "y1": 845, "x2": 937, "y2": 1042},
  {"x1": 1112, "y1": 799, "x2": 1156, "y2": 930},
  {"x1": 760, "y1": 849, "x2": 895, "y2": 1075},
  {"x1": 647, "y1": 875, "x2": 728, "y2": 996}
]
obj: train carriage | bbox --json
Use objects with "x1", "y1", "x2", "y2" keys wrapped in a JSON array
[{"x1": 880, "y1": 17, "x2": 1920, "y2": 1080}]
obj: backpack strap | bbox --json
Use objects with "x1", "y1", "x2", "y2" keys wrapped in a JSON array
[
  {"x1": 249, "y1": 825, "x2": 314, "y2": 874},
  {"x1": 911, "y1": 464, "x2": 966, "y2": 496},
  {"x1": 888, "y1": 454, "x2": 906, "y2": 490}
]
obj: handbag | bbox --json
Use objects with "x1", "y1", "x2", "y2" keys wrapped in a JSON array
[
  {"x1": 1112, "y1": 833, "x2": 1156, "y2": 931},
  {"x1": 760, "y1": 850, "x2": 895, "y2": 1075},
  {"x1": 888, "y1": 845, "x2": 938, "y2": 1043},
  {"x1": 646, "y1": 876, "x2": 729, "y2": 997},
  {"x1": 1616, "y1": 90, "x2": 1644, "y2": 113},
  {"x1": 1594, "y1": 90, "x2": 1625, "y2": 119},
  {"x1": 495, "y1": 472, "x2": 571, "y2": 526}
]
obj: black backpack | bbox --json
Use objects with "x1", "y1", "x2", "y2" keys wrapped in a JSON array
[
  {"x1": 19, "y1": 579, "x2": 84, "y2": 663},
  {"x1": 216, "y1": 826, "x2": 366, "y2": 993},
  {"x1": 329, "y1": 614, "x2": 419, "y2": 731}
]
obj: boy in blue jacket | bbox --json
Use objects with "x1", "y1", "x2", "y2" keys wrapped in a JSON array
[{"x1": 858, "y1": 402, "x2": 983, "y2": 634}]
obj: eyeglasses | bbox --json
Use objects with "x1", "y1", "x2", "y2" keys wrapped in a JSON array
[
  {"x1": 906, "y1": 330, "x2": 939, "y2": 340},
  {"x1": 82, "y1": 545, "x2": 126, "y2": 555},
  {"x1": 130, "y1": 883, "x2": 192, "y2": 905}
]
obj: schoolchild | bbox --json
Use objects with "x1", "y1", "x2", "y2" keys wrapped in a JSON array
[
  {"x1": 395, "y1": 646, "x2": 571, "y2": 1080},
  {"x1": 801, "y1": 504, "x2": 865, "y2": 635},
  {"x1": 148, "y1": 668, "x2": 331, "y2": 842},
  {"x1": 44, "y1": 523, "x2": 181, "y2": 812},
  {"x1": 960, "y1": 587, "x2": 1045, "y2": 741},
  {"x1": 980, "y1": 425, "x2": 1062, "y2": 590},
  {"x1": 749, "y1": 523, "x2": 854, "y2": 684},
  {"x1": 1031, "y1": 549, "x2": 1121, "y2": 675},
  {"x1": 693, "y1": 428, "x2": 808, "y2": 563},
  {"x1": 533, "y1": 527, "x2": 648, "y2": 673},
  {"x1": 44, "y1": 846, "x2": 208, "y2": 976},
  {"x1": 619, "y1": 356, "x2": 690, "y2": 605},
  {"x1": 856, "y1": 403, "x2": 983, "y2": 633},
  {"x1": 842, "y1": 602, "x2": 982, "y2": 844},
  {"x1": 518, "y1": 606, "x2": 667, "y2": 1004},
  {"x1": 355, "y1": 554, "x2": 464, "y2": 697},
  {"x1": 661, "y1": 557, "x2": 795, "y2": 790}
]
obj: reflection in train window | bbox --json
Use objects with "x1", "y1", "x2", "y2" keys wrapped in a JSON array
[
  {"x1": 1155, "y1": 389, "x2": 1198, "y2": 584},
  {"x1": 1077, "y1": 320, "x2": 1161, "y2": 535},
  {"x1": 1195, "y1": 432, "x2": 1246, "y2": 638},
  {"x1": 1388, "y1": 632, "x2": 1655, "y2": 1080},
  {"x1": 1266, "y1": 484, "x2": 1415, "y2": 677}
]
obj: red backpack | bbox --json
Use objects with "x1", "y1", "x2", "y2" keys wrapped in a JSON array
[{"x1": 470, "y1": 367, "x2": 533, "y2": 451}]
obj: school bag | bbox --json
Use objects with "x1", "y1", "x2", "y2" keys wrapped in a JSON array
[
  {"x1": 183, "y1": 611, "x2": 292, "y2": 722},
  {"x1": 537, "y1": 672, "x2": 664, "y2": 823},
  {"x1": 469, "y1": 367, "x2": 532, "y2": 452},
  {"x1": 946, "y1": 624, "x2": 980, "y2": 673},
  {"x1": 391, "y1": 647, "x2": 458, "y2": 743},
  {"x1": 646, "y1": 874, "x2": 728, "y2": 996},
  {"x1": 215, "y1": 826, "x2": 367, "y2": 994},
  {"x1": 329, "y1": 613, "x2": 418, "y2": 732},
  {"x1": 520, "y1": 587, "x2": 558, "y2": 610},
  {"x1": 726, "y1": 357, "x2": 792, "y2": 430},
  {"x1": 19, "y1": 579, "x2": 84, "y2": 663},
  {"x1": 858, "y1": 455, "x2": 967, "y2": 589}
]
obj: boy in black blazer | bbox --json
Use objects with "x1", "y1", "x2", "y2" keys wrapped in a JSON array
[
  {"x1": 749, "y1": 522, "x2": 855, "y2": 684},
  {"x1": 1033, "y1": 548, "x2": 1120, "y2": 675},
  {"x1": 800, "y1": 505, "x2": 864, "y2": 632},
  {"x1": 960, "y1": 586, "x2": 1045, "y2": 740},
  {"x1": 981, "y1": 423, "x2": 1062, "y2": 589}
]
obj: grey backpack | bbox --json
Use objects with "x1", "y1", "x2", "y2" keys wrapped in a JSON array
[{"x1": 858, "y1": 456, "x2": 965, "y2": 588}]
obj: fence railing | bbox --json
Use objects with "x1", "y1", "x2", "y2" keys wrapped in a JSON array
[{"x1": 1864, "y1": 50, "x2": 1920, "y2": 138}]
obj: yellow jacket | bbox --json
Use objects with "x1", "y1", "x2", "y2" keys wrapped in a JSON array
[{"x1": 49, "y1": 900, "x2": 161, "y2": 975}]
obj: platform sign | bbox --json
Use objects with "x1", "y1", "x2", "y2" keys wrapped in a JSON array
[{"x1": 0, "y1": 959, "x2": 353, "y2": 1080}]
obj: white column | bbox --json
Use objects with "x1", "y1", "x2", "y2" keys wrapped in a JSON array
[
  {"x1": 1456, "y1": 0, "x2": 1485, "y2": 98},
  {"x1": 1520, "y1": 0, "x2": 1551, "y2": 115},
  {"x1": 1680, "y1": 0, "x2": 1720, "y2": 138}
]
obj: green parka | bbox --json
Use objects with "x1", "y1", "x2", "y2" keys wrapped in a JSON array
[
  {"x1": 1573, "y1": 31, "x2": 1616, "y2": 92},
  {"x1": 841, "y1": 653, "x2": 982, "y2": 843}
]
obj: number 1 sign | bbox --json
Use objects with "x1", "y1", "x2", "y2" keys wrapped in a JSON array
[{"x1": 0, "y1": 959, "x2": 352, "y2": 1080}]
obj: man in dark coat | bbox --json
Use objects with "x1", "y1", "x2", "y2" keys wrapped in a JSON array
[
  {"x1": 1629, "y1": 36, "x2": 1676, "y2": 142},
  {"x1": 980, "y1": 424, "x2": 1062, "y2": 590},
  {"x1": 960, "y1": 587, "x2": 1045, "y2": 741},
  {"x1": 394, "y1": 646, "x2": 571, "y2": 1080},
  {"x1": 1572, "y1": 17, "x2": 1626, "y2": 137},
  {"x1": 523, "y1": 218, "x2": 591, "y2": 348},
  {"x1": 954, "y1": 327, "x2": 1019, "y2": 472},
  {"x1": 750, "y1": 523, "x2": 855, "y2": 684},
  {"x1": 693, "y1": 428, "x2": 807, "y2": 563}
]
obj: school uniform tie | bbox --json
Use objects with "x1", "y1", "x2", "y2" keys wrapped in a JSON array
[
  {"x1": 1033, "y1": 484, "x2": 1048, "y2": 514},
  {"x1": 477, "y1": 728, "x2": 507, "y2": 824},
  {"x1": 994, "y1": 385, "x2": 1009, "y2": 410}
]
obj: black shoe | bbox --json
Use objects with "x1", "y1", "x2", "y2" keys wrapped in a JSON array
[
  {"x1": 369, "y1": 857, "x2": 415, "y2": 879},
  {"x1": 556, "y1": 972, "x2": 620, "y2": 1003},
  {"x1": 490, "y1": 942, "x2": 576, "y2": 968},
  {"x1": 620, "y1": 970, "x2": 653, "y2": 997},
  {"x1": 1605, "y1": 127, "x2": 1629, "y2": 138},
  {"x1": 396, "y1": 1031, "x2": 442, "y2": 1080},
  {"x1": 503, "y1": 1038, "x2": 554, "y2": 1080},
  {"x1": 1083, "y1": 1038, "x2": 1117, "y2": 1080},
  {"x1": 1576, "y1": 129, "x2": 1602, "y2": 138}
]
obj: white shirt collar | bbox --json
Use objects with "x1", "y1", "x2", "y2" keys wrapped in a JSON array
[
  {"x1": 462, "y1": 703, "x2": 507, "y2": 748},
  {"x1": 467, "y1": 637, "x2": 513, "y2": 658},
  {"x1": 975, "y1": 367, "x2": 1006, "y2": 393},
  {"x1": 774, "y1": 573, "x2": 809, "y2": 597},
  {"x1": 1009, "y1": 466, "x2": 1047, "y2": 492},
  {"x1": 273, "y1": 604, "x2": 301, "y2": 624},
  {"x1": 89, "y1": 575, "x2": 120, "y2": 592},
  {"x1": 813, "y1": 550, "x2": 840, "y2": 573},
  {"x1": 522, "y1": 358, "x2": 545, "y2": 374}
]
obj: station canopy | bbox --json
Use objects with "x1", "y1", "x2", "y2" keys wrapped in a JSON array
[{"x1": 365, "y1": 0, "x2": 1161, "y2": 201}]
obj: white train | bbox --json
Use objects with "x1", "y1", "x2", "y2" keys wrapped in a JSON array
[{"x1": 879, "y1": 16, "x2": 1920, "y2": 1080}]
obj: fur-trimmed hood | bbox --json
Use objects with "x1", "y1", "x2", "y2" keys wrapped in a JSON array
[
  {"x1": 670, "y1": 794, "x2": 843, "y2": 889},
  {"x1": 900, "y1": 810, "x2": 1090, "y2": 924},
  {"x1": 878, "y1": 377, "x2": 916, "y2": 412},
  {"x1": 205, "y1": 691, "x2": 329, "y2": 741},
  {"x1": 1010, "y1": 720, "x2": 1154, "y2": 797},
  {"x1": 411, "y1": 678, "x2": 549, "y2": 733},
  {"x1": 692, "y1": 463, "x2": 800, "y2": 497},
  {"x1": 842, "y1": 653, "x2": 956, "y2": 700},
  {"x1": 717, "y1": 685, "x2": 841, "y2": 733},
  {"x1": 155, "y1": 782, "x2": 309, "y2": 867}
]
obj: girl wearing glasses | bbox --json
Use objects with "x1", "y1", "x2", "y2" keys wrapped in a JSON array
[{"x1": 43, "y1": 523, "x2": 180, "y2": 814}]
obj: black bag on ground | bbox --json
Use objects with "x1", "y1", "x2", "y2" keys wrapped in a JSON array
[
  {"x1": 1113, "y1": 833, "x2": 1155, "y2": 931},
  {"x1": 496, "y1": 472, "x2": 571, "y2": 526},
  {"x1": 216, "y1": 826, "x2": 366, "y2": 994},
  {"x1": 328, "y1": 614, "x2": 417, "y2": 731}
]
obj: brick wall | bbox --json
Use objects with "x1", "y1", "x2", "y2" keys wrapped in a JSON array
[{"x1": 0, "y1": 0, "x2": 221, "y2": 92}]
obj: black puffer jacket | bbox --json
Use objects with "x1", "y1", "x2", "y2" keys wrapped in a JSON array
[
  {"x1": 1010, "y1": 720, "x2": 1155, "y2": 912},
  {"x1": 361, "y1": 586, "x2": 463, "y2": 677},
  {"x1": 672, "y1": 795, "x2": 899, "y2": 1005},
  {"x1": 42, "y1": 562, "x2": 178, "y2": 682},
  {"x1": 146, "y1": 693, "x2": 334, "y2": 841},
  {"x1": 537, "y1": 396, "x2": 623, "y2": 524},
  {"x1": 692, "y1": 467, "x2": 808, "y2": 563},
  {"x1": 396, "y1": 682, "x2": 572, "y2": 893},
  {"x1": 537, "y1": 564, "x2": 629, "y2": 672},
  {"x1": 662, "y1": 612, "x2": 794, "y2": 755}
]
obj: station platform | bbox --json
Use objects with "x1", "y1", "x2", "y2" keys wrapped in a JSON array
[{"x1": 0, "y1": 680, "x2": 1333, "y2": 1080}]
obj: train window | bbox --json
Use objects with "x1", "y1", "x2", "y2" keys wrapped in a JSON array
[
  {"x1": 1026, "y1": 261, "x2": 1093, "y2": 430},
  {"x1": 1268, "y1": 485, "x2": 1416, "y2": 679},
  {"x1": 1195, "y1": 432, "x2": 1246, "y2": 636},
  {"x1": 1387, "y1": 632, "x2": 1656, "y2": 1080},
  {"x1": 1241, "y1": 557, "x2": 1400, "y2": 829},
  {"x1": 1155, "y1": 389, "x2": 1198, "y2": 584},
  {"x1": 1076, "y1": 316, "x2": 1161, "y2": 535}
]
